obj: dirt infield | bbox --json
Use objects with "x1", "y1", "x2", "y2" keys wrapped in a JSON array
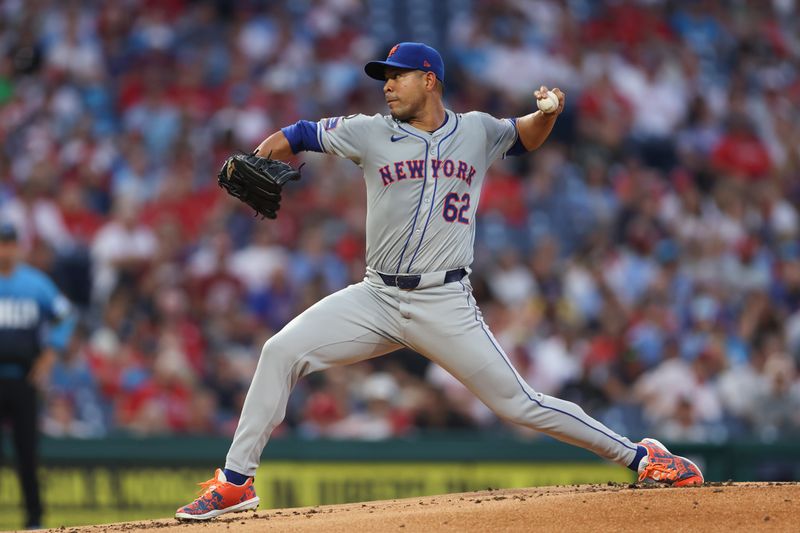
[{"x1": 46, "y1": 483, "x2": 799, "y2": 533}]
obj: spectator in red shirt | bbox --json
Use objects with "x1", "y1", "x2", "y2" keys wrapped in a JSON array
[{"x1": 711, "y1": 115, "x2": 772, "y2": 181}]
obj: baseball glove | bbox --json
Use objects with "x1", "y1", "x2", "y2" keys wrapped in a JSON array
[{"x1": 218, "y1": 153, "x2": 302, "y2": 219}]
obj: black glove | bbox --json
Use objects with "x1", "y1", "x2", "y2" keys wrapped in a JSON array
[{"x1": 217, "y1": 153, "x2": 301, "y2": 219}]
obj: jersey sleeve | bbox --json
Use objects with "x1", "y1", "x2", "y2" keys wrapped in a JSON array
[
  {"x1": 316, "y1": 114, "x2": 375, "y2": 165},
  {"x1": 474, "y1": 112, "x2": 526, "y2": 163},
  {"x1": 38, "y1": 274, "x2": 75, "y2": 352}
]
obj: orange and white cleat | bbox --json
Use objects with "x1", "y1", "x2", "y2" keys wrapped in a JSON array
[
  {"x1": 636, "y1": 438, "x2": 704, "y2": 487},
  {"x1": 175, "y1": 469, "x2": 259, "y2": 520}
]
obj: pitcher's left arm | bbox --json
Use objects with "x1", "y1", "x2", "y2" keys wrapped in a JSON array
[{"x1": 515, "y1": 85, "x2": 565, "y2": 151}]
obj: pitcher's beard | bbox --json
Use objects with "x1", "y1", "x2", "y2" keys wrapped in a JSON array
[
  {"x1": 388, "y1": 100, "x2": 421, "y2": 122},
  {"x1": 390, "y1": 109, "x2": 412, "y2": 121}
]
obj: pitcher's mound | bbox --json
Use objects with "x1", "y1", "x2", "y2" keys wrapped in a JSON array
[{"x1": 49, "y1": 482, "x2": 800, "y2": 532}]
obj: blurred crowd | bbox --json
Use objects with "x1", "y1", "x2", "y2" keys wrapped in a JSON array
[{"x1": 1, "y1": 0, "x2": 800, "y2": 444}]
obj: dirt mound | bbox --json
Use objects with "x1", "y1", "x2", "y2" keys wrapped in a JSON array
[{"x1": 46, "y1": 483, "x2": 799, "y2": 533}]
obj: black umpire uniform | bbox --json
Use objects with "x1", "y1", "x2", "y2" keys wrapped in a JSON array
[{"x1": 0, "y1": 223, "x2": 75, "y2": 528}]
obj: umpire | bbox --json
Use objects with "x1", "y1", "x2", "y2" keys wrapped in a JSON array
[{"x1": 0, "y1": 222, "x2": 75, "y2": 529}]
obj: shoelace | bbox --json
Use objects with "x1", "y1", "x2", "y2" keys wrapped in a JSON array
[
  {"x1": 197, "y1": 477, "x2": 220, "y2": 496},
  {"x1": 638, "y1": 462, "x2": 678, "y2": 483}
]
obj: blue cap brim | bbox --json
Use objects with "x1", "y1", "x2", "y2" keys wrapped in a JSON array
[{"x1": 364, "y1": 60, "x2": 417, "y2": 81}]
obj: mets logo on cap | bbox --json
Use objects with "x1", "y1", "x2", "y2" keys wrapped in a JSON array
[{"x1": 365, "y1": 42, "x2": 445, "y2": 82}]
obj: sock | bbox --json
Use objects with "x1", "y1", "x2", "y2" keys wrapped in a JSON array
[
  {"x1": 627, "y1": 445, "x2": 648, "y2": 472},
  {"x1": 223, "y1": 468, "x2": 250, "y2": 486}
]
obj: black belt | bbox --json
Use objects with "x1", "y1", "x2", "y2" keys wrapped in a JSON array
[{"x1": 378, "y1": 268, "x2": 467, "y2": 290}]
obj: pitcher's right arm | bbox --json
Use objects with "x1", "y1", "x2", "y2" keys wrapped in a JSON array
[
  {"x1": 256, "y1": 115, "x2": 375, "y2": 166},
  {"x1": 254, "y1": 130, "x2": 294, "y2": 160}
]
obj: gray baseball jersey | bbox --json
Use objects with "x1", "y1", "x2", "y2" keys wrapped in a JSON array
[
  {"x1": 316, "y1": 110, "x2": 515, "y2": 274},
  {"x1": 224, "y1": 109, "x2": 640, "y2": 477}
]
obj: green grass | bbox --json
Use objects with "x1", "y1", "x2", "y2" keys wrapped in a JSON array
[
  {"x1": 0, "y1": 508, "x2": 176, "y2": 531},
  {"x1": 0, "y1": 461, "x2": 634, "y2": 530}
]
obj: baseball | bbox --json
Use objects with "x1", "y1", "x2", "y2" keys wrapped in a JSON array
[{"x1": 537, "y1": 90, "x2": 559, "y2": 113}]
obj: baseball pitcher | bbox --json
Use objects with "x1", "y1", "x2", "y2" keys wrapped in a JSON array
[{"x1": 177, "y1": 42, "x2": 703, "y2": 520}]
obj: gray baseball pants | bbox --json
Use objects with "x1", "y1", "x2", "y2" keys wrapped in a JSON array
[{"x1": 225, "y1": 272, "x2": 638, "y2": 475}]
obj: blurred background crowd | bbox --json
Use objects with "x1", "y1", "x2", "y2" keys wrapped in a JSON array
[{"x1": 1, "y1": 0, "x2": 799, "y2": 444}]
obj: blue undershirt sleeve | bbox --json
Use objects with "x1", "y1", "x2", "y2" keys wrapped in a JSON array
[
  {"x1": 506, "y1": 118, "x2": 528, "y2": 156},
  {"x1": 281, "y1": 120, "x2": 323, "y2": 154}
]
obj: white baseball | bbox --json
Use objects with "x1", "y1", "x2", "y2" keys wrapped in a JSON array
[{"x1": 537, "y1": 90, "x2": 559, "y2": 114}]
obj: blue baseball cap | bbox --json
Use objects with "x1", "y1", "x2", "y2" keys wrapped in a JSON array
[{"x1": 365, "y1": 42, "x2": 444, "y2": 82}]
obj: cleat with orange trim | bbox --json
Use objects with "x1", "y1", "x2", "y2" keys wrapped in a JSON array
[
  {"x1": 636, "y1": 438, "x2": 704, "y2": 487},
  {"x1": 175, "y1": 469, "x2": 259, "y2": 520}
]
